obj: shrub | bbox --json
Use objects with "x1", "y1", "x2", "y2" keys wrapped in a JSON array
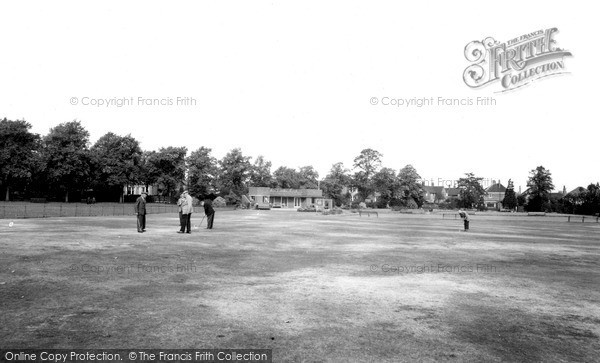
[
  {"x1": 225, "y1": 191, "x2": 241, "y2": 206},
  {"x1": 212, "y1": 196, "x2": 227, "y2": 208}
]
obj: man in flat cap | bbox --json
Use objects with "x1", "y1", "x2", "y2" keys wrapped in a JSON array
[{"x1": 135, "y1": 192, "x2": 148, "y2": 233}]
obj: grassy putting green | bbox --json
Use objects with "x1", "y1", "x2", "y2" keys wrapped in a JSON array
[{"x1": 1, "y1": 210, "x2": 599, "y2": 362}]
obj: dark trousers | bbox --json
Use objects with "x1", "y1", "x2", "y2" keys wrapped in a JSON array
[
  {"x1": 179, "y1": 211, "x2": 185, "y2": 231},
  {"x1": 181, "y1": 213, "x2": 191, "y2": 232},
  {"x1": 206, "y1": 212, "x2": 214, "y2": 229},
  {"x1": 137, "y1": 214, "x2": 146, "y2": 232},
  {"x1": 464, "y1": 220, "x2": 469, "y2": 230}
]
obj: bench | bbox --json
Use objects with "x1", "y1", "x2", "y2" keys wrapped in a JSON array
[{"x1": 358, "y1": 210, "x2": 378, "y2": 217}]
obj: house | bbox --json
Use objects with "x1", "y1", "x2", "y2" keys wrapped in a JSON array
[
  {"x1": 445, "y1": 187, "x2": 461, "y2": 200},
  {"x1": 341, "y1": 186, "x2": 364, "y2": 202},
  {"x1": 340, "y1": 186, "x2": 380, "y2": 203},
  {"x1": 248, "y1": 187, "x2": 329, "y2": 209},
  {"x1": 564, "y1": 187, "x2": 586, "y2": 205},
  {"x1": 484, "y1": 182, "x2": 506, "y2": 210},
  {"x1": 365, "y1": 192, "x2": 381, "y2": 203},
  {"x1": 124, "y1": 184, "x2": 157, "y2": 196},
  {"x1": 422, "y1": 186, "x2": 447, "y2": 203},
  {"x1": 123, "y1": 183, "x2": 182, "y2": 203}
]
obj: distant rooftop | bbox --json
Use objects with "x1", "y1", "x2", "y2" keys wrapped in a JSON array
[
  {"x1": 422, "y1": 185, "x2": 445, "y2": 193},
  {"x1": 486, "y1": 183, "x2": 506, "y2": 193},
  {"x1": 249, "y1": 186, "x2": 323, "y2": 198},
  {"x1": 446, "y1": 188, "x2": 461, "y2": 196}
]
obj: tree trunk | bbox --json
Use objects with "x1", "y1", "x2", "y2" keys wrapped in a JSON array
[{"x1": 5, "y1": 186, "x2": 9, "y2": 201}]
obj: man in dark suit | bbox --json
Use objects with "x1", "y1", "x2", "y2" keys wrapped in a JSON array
[
  {"x1": 135, "y1": 192, "x2": 147, "y2": 233},
  {"x1": 458, "y1": 209, "x2": 470, "y2": 231},
  {"x1": 203, "y1": 196, "x2": 215, "y2": 229}
]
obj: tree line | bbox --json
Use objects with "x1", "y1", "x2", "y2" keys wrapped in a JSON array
[{"x1": 1, "y1": 118, "x2": 598, "y2": 215}]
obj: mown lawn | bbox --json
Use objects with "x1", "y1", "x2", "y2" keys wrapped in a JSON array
[{"x1": 1, "y1": 210, "x2": 598, "y2": 362}]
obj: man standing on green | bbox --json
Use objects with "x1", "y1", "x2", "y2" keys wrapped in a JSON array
[
  {"x1": 135, "y1": 192, "x2": 147, "y2": 233},
  {"x1": 177, "y1": 192, "x2": 186, "y2": 233},
  {"x1": 180, "y1": 190, "x2": 194, "y2": 234},
  {"x1": 458, "y1": 209, "x2": 470, "y2": 231},
  {"x1": 204, "y1": 195, "x2": 215, "y2": 229}
]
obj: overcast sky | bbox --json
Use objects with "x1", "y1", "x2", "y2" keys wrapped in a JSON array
[{"x1": 1, "y1": 1, "x2": 596, "y2": 192}]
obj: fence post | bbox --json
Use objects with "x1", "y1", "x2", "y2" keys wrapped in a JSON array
[
  {"x1": 75, "y1": 203, "x2": 78, "y2": 217},
  {"x1": 60, "y1": 204, "x2": 62, "y2": 217},
  {"x1": 123, "y1": 205, "x2": 125, "y2": 215},
  {"x1": 582, "y1": 216, "x2": 585, "y2": 223},
  {"x1": 43, "y1": 204, "x2": 46, "y2": 218},
  {"x1": 101, "y1": 205, "x2": 104, "y2": 216}
]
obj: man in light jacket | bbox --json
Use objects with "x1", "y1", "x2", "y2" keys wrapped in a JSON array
[{"x1": 179, "y1": 190, "x2": 194, "y2": 234}]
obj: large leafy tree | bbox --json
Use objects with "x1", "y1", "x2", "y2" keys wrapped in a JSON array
[
  {"x1": 525, "y1": 166, "x2": 554, "y2": 212},
  {"x1": 217, "y1": 148, "x2": 252, "y2": 197},
  {"x1": 144, "y1": 146, "x2": 187, "y2": 198},
  {"x1": 248, "y1": 155, "x2": 273, "y2": 187},
  {"x1": 353, "y1": 148, "x2": 383, "y2": 200},
  {"x1": 566, "y1": 183, "x2": 600, "y2": 216},
  {"x1": 271, "y1": 165, "x2": 320, "y2": 189},
  {"x1": 298, "y1": 166, "x2": 319, "y2": 189},
  {"x1": 581, "y1": 183, "x2": 600, "y2": 216},
  {"x1": 322, "y1": 162, "x2": 352, "y2": 206},
  {"x1": 397, "y1": 164, "x2": 424, "y2": 208},
  {"x1": 42, "y1": 120, "x2": 91, "y2": 202},
  {"x1": 372, "y1": 167, "x2": 399, "y2": 208},
  {"x1": 502, "y1": 178, "x2": 518, "y2": 210},
  {"x1": 273, "y1": 166, "x2": 302, "y2": 189},
  {"x1": 0, "y1": 118, "x2": 41, "y2": 201},
  {"x1": 187, "y1": 146, "x2": 218, "y2": 198},
  {"x1": 90, "y1": 132, "x2": 143, "y2": 202},
  {"x1": 457, "y1": 172, "x2": 486, "y2": 209}
]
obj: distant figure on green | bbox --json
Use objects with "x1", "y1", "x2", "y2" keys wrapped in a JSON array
[{"x1": 458, "y1": 209, "x2": 469, "y2": 231}]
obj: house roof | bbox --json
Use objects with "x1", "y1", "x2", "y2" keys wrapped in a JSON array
[
  {"x1": 446, "y1": 188, "x2": 461, "y2": 196},
  {"x1": 566, "y1": 187, "x2": 586, "y2": 197},
  {"x1": 422, "y1": 186, "x2": 445, "y2": 194},
  {"x1": 249, "y1": 187, "x2": 323, "y2": 198},
  {"x1": 486, "y1": 183, "x2": 507, "y2": 193}
]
